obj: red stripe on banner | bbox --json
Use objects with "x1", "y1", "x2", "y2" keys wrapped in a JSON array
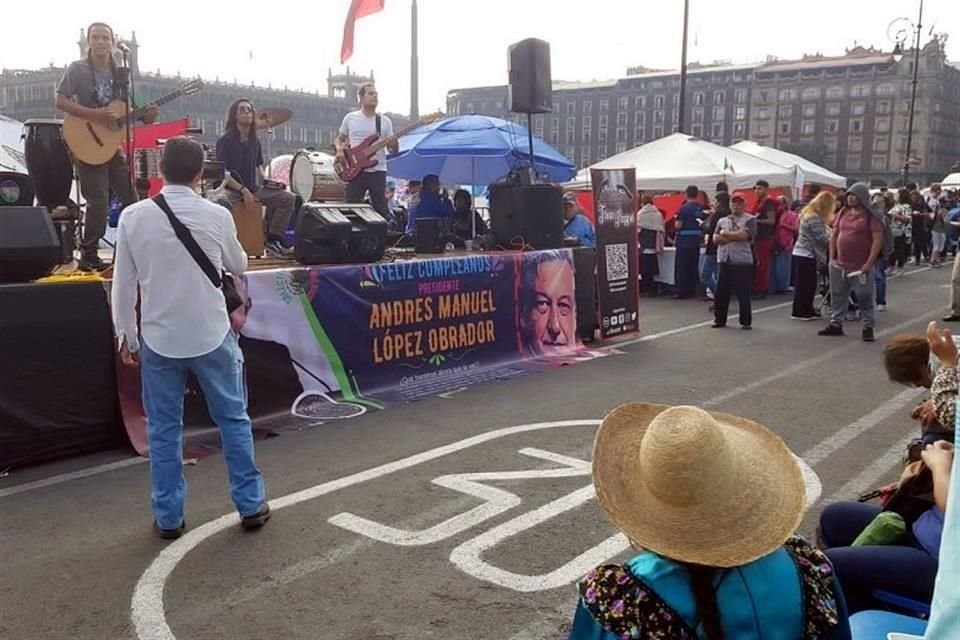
[{"x1": 341, "y1": 0, "x2": 386, "y2": 64}]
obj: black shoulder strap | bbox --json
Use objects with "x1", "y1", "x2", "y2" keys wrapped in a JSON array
[
  {"x1": 376, "y1": 114, "x2": 382, "y2": 138},
  {"x1": 152, "y1": 194, "x2": 222, "y2": 288}
]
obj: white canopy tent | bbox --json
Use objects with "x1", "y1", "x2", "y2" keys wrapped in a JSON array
[
  {"x1": 730, "y1": 140, "x2": 846, "y2": 188},
  {"x1": 942, "y1": 173, "x2": 960, "y2": 190},
  {"x1": 566, "y1": 133, "x2": 795, "y2": 194}
]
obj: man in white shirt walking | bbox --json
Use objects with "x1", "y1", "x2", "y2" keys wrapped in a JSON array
[
  {"x1": 112, "y1": 136, "x2": 269, "y2": 539},
  {"x1": 335, "y1": 83, "x2": 398, "y2": 218}
]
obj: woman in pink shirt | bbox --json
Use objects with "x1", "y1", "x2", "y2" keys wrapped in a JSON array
[{"x1": 771, "y1": 196, "x2": 800, "y2": 293}]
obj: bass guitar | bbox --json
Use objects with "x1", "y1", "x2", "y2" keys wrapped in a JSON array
[
  {"x1": 62, "y1": 78, "x2": 203, "y2": 166},
  {"x1": 335, "y1": 111, "x2": 442, "y2": 182}
]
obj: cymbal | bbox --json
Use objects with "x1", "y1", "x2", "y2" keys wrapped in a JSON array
[{"x1": 256, "y1": 107, "x2": 293, "y2": 130}]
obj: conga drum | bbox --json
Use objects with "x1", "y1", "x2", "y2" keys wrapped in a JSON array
[
  {"x1": 23, "y1": 119, "x2": 74, "y2": 208},
  {"x1": 290, "y1": 150, "x2": 345, "y2": 202},
  {"x1": 230, "y1": 199, "x2": 265, "y2": 258}
]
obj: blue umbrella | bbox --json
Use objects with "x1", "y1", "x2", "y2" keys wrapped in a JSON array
[{"x1": 386, "y1": 114, "x2": 576, "y2": 185}]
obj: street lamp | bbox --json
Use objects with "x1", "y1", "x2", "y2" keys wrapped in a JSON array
[{"x1": 888, "y1": 0, "x2": 924, "y2": 185}]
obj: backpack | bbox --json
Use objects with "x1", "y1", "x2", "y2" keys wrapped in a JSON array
[{"x1": 837, "y1": 206, "x2": 895, "y2": 261}]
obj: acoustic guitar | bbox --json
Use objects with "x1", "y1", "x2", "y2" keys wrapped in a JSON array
[
  {"x1": 62, "y1": 78, "x2": 203, "y2": 166},
  {"x1": 335, "y1": 111, "x2": 442, "y2": 182}
]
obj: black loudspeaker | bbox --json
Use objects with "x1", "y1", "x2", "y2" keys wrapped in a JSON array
[
  {"x1": 508, "y1": 38, "x2": 552, "y2": 114},
  {"x1": 488, "y1": 183, "x2": 564, "y2": 250},
  {"x1": 294, "y1": 202, "x2": 388, "y2": 265},
  {"x1": 0, "y1": 172, "x2": 36, "y2": 206},
  {"x1": 0, "y1": 207, "x2": 61, "y2": 283},
  {"x1": 414, "y1": 218, "x2": 444, "y2": 254},
  {"x1": 572, "y1": 247, "x2": 597, "y2": 342}
]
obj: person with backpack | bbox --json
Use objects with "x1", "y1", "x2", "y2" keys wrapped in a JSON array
[{"x1": 818, "y1": 183, "x2": 887, "y2": 342}]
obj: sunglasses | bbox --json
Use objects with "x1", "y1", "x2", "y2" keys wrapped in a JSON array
[{"x1": 237, "y1": 105, "x2": 254, "y2": 113}]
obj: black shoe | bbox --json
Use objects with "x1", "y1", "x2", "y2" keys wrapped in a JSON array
[
  {"x1": 78, "y1": 255, "x2": 107, "y2": 272},
  {"x1": 711, "y1": 322, "x2": 726, "y2": 328},
  {"x1": 862, "y1": 328, "x2": 875, "y2": 342},
  {"x1": 241, "y1": 503, "x2": 272, "y2": 530},
  {"x1": 944, "y1": 315, "x2": 960, "y2": 323},
  {"x1": 154, "y1": 520, "x2": 185, "y2": 540},
  {"x1": 818, "y1": 324, "x2": 844, "y2": 336}
]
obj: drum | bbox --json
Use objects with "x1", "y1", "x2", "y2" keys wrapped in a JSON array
[
  {"x1": 23, "y1": 119, "x2": 74, "y2": 208},
  {"x1": 290, "y1": 150, "x2": 344, "y2": 202}
]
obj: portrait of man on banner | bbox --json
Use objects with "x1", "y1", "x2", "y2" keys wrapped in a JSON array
[{"x1": 518, "y1": 250, "x2": 579, "y2": 358}]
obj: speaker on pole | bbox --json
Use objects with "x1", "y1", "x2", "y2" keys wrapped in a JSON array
[{"x1": 507, "y1": 38, "x2": 552, "y2": 114}]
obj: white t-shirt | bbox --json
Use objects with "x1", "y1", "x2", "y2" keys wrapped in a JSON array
[{"x1": 339, "y1": 110, "x2": 394, "y2": 173}]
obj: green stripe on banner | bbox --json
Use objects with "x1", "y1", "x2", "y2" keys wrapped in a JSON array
[{"x1": 298, "y1": 293, "x2": 385, "y2": 411}]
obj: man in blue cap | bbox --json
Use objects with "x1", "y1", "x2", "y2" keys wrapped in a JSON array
[{"x1": 563, "y1": 192, "x2": 596, "y2": 248}]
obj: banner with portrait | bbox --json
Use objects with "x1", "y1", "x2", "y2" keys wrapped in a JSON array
[{"x1": 590, "y1": 168, "x2": 640, "y2": 339}]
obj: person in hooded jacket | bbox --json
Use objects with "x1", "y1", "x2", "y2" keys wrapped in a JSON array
[{"x1": 818, "y1": 183, "x2": 885, "y2": 343}]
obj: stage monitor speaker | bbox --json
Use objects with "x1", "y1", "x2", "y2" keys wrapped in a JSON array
[
  {"x1": 488, "y1": 183, "x2": 564, "y2": 250},
  {"x1": 0, "y1": 172, "x2": 36, "y2": 207},
  {"x1": 508, "y1": 38, "x2": 552, "y2": 114},
  {"x1": 414, "y1": 217, "x2": 444, "y2": 254},
  {"x1": 0, "y1": 206, "x2": 61, "y2": 283},
  {"x1": 294, "y1": 202, "x2": 388, "y2": 265}
]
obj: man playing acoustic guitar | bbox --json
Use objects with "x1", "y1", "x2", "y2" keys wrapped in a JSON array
[
  {"x1": 335, "y1": 83, "x2": 398, "y2": 219},
  {"x1": 56, "y1": 22, "x2": 158, "y2": 272}
]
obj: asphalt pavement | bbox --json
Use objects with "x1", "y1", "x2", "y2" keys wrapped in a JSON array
[{"x1": 0, "y1": 263, "x2": 949, "y2": 640}]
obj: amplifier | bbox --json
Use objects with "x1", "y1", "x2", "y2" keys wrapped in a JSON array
[
  {"x1": 294, "y1": 202, "x2": 388, "y2": 265},
  {"x1": 488, "y1": 183, "x2": 564, "y2": 250}
]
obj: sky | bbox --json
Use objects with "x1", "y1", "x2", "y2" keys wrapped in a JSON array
[{"x1": 1, "y1": 0, "x2": 957, "y2": 116}]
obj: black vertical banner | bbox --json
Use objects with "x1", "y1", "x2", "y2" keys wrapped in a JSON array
[{"x1": 590, "y1": 168, "x2": 639, "y2": 339}]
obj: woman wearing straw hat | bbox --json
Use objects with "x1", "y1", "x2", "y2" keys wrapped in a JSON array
[{"x1": 568, "y1": 403, "x2": 851, "y2": 640}]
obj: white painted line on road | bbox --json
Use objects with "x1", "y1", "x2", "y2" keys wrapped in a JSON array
[
  {"x1": 800, "y1": 388, "x2": 924, "y2": 466},
  {"x1": 0, "y1": 456, "x2": 148, "y2": 499},
  {"x1": 821, "y1": 436, "x2": 915, "y2": 507}
]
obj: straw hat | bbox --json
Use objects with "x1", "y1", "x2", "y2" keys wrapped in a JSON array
[{"x1": 592, "y1": 403, "x2": 805, "y2": 568}]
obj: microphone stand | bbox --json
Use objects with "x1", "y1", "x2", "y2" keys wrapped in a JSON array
[{"x1": 116, "y1": 48, "x2": 135, "y2": 185}]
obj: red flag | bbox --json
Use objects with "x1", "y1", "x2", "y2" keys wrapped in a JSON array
[{"x1": 341, "y1": 0, "x2": 385, "y2": 64}]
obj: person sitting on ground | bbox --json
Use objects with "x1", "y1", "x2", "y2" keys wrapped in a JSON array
[
  {"x1": 562, "y1": 192, "x2": 596, "y2": 248},
  {"x1": 405, "y1": 174, "x2": 453, "y2": 236},
  {"x1": 568, "y1": 403, "x2": 849, "y2": 640},
  {"x1": 818, "y1": 440, "x2": 953, "y2": 614},
  {"x1": 883, "y1": 322, "x2": 958, "y2": 445}
]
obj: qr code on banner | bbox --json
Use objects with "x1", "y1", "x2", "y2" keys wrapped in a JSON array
[{"x1": 605, "y1": 243, "x2": 629, "y2": 281}]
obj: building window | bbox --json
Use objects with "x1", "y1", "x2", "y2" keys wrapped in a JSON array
[
  {"x1": 826, "y1": 86, "x2": 845, "y2": 99},
  {"x1": 653, "y1": 126, "x2": 663, "y2": 139},
  {"x1": 824, "y1": 137, "x2": 838, "y2": 152},
  {"x1": 618, "y1": 96, "x2": 628, "y2": 110},
  {"x1": 851, "y1": 118, "x2": 864, "y2": 133},
  {"x1": 693, "y1": 108, "x2": 704, "y2": 122},
  {"x1": 672, "y1": 94, "x2": 680, "y2": 106},
  {"x1": 711, "y1": 123, "x2": 724, "y2": 139},
  {"x1": 778, "y1": 104, "x2": 793, "y2": 118},
  {"x1": 846, "y1": 154, "x2": 862, "y2": 169},
  {"x1": 849, "y1": 137, "x2": 863, "y2": 152},
  {"x1": 826, "y1": 103, "x2": 841, "y2": 116},
  {"x1": 635, "y1": 111, "x2": 646, "y2": 125},
  {"x1": 654, "y1": 95, "x2": 665, "y2": 108},
  {"x1": 634, "y1": 95, "x2": 646, "y2": 108},
  {"x1": 801, "y1": 120, "x2": 815, "y2": 135},
  {"x1": 583, "y1": 101, "x2": 593, "y2": 114},
  {"x1": 566, "y1": 102, "x2": 575, "y2": 114},
  {"x1": 756, "y1": 107, "x2": 770, "y2": 120},
  {"x1": 634, "y1": 127, "x2": 645, "y2": 142},
  {"x1": 877, "y1": 83, "x2": 895, "y2": 96},
  {"x1": 877, "y1": 100, "x2": 892, "y2": 115},
  {"x1": 876, "y1": 118, "x2": 891, "y2": 133},
  {"x1": 714, "y1": 90, "x2": 726, "y2": 104},
  {"x1": 851, "y1": 102, "x2": 866, "y2": 116},
  {"x1": 850, "y1": 84, "x2": 870, "y2": 97},
  {"x1": 779, "y1": 121, "x2": 792, "y2": 136},
  {"x1": 712, "y1": 106, "x2": 725, "y2": 121},
  {"x1": 566, "y1": 116, "x2": 575, "y2": 130},
  {"x1": 872, "y1": 155, "x2": 887, "y2": 170},
  {"x1": 534, "y1": 119, "x2": 544, "y2": 136},
  {"x1": 616, "y1": 143, "x2": 628, "y2": 154},
  {"x1": 653, "y1": 110, "x2": 664, "y2": 123},
  {"x1": 735, "y1": 106, "x2": 746, "y2": 121},
  {"x1": 802, "y1": 104, "x2": 817, "y2": 118},
  {"x1": 581, "y1": 129, "x2": 591, "y2": 143},
  {"x1": 552, "y1": 101, "x2": 560, "y2": 112},
  {"x1": 757, "y1": 90, "x2": 770, "y2": 104},
  {"x1": 826, "y1": 120, "x2": 839, "y2": 134},
  {"x1": 599, "y1": 114, "x2": 608, "y2": 127},
  {"x1": 549, "y1": 132, "x2": 559, "y2": 144},
  {"x1": 581, "y1": 148, "x2": 591, "y2": 166},
  {"x1": 598, "y1": 127, "x2": 607, "y2": 143},
  {"x1": 801, "y1": 87, "x2": 821, "y2": 100},
  {"x1": 692, "y1": 124, "x2": 703, "y2": 137},
  {"x1": 757, "y1": 124, "x2": 771, "y2": 136},
  {"x1": 671, "y1": 124, "x2": 679, "y2": 133},
  {"x1": 694, "y1": 92, "x2": 705, "y2": 106},
  {"x1": 735, "y1": 89, "x2": 748, "y2": 104},
  {"x1": 778, "y1": 88, "x2": 797, "y2": 101},
  {"x1": 617, "y1": 127, "x2": 627, "y2": 141},
  {"x1": 733, "y1": 122, "x2": 746, "y2": 138},
  {"x1": 566, "y1": 128, "x2": 575, "y2": 144},
  {"x1": 873, "y1": 137, "x2": 889, "y2": 152},
  {"x1": 617, "y1": 112, "x2": 627, "y2": 126},
  {"x1": 600, "y1": 99, "x2": 609, "y2": 113}
]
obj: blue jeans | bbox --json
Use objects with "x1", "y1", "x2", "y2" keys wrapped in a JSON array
[
  {"x1": 700, "y1": 254, "x2": 718, "y2": 296},
  {"x1": 874, "y1": 257, "x2": 888, "y2": 305},
  {"x1": 770, "y1": 251, "x2": 792, "y2": 292},
  {"x1": 141, "y1": 332, "x2": 265, "y2": 528}
]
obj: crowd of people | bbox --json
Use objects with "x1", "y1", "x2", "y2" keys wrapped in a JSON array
[
  {"x1": 568, "y1": 320, "x2": 958, "y2": 639},
  {"x1": 636, "y1": 179, "x2": 960, "y2": 338}
]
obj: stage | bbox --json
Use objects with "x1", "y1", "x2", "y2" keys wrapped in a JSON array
[{"x1": 0, "y1": 248, "x2": 600, "y2": 469}]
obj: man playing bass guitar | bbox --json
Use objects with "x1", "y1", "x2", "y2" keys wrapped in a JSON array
[
  {"x1": 335, "y1": 83, "x2": 398, "y2": 219},
  {"x1": 55, "y1": 22, "x2": 158, "y2": 271}
]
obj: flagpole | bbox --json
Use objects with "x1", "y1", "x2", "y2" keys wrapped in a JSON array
[{"x1": 410, "y1": 0, "x2": 420, "y2": 119}]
